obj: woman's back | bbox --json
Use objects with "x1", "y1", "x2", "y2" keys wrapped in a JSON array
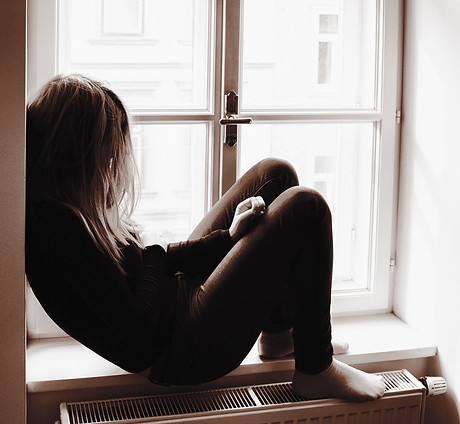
[{"x1": 26, "y1": 198, "x2": 172, "y2": 372}]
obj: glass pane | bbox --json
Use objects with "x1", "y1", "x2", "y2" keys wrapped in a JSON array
[
  {"x1": 102, "y1": 0, "x2": 143, "y2": 34},
  {"x1": 241, "y1": 0, "x2": 378, "y2": 109},
  {"x1": 131, "y1": 124, "x2": 208, "y2": 242},
  {"x1": 58, "y1": 0, "x2": 213, "y2": 110},
  {"x1": 238, "y1": 123, "x2": 375, "y2": 291}
]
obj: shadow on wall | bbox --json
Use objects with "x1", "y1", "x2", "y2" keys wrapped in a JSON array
[{"x1": 424, "y1": 356, "x2": 460, "y2": 424}]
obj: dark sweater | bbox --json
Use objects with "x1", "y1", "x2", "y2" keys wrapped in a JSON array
[{"x1": 25, "y1": 201, "x2": 233, "y2": 373}]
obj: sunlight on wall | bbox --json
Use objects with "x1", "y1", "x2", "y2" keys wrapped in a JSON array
[{"x1": 395, "y1": 0, "x2": 460, "y2": 422}]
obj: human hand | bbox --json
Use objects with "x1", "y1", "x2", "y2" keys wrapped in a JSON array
[{"x1": 229, "y1": 196, "x2": 265, "y2": 242}]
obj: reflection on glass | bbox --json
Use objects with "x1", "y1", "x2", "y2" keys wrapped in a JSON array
[
  {"x1": 319, "y1": 14, "x2": 338, "y2": 34},
  {"x1": 239, "y1": 123, "x2": 375, "y2": 290},
  {"x1": 102, "y1": 0, "x2": 143, "y2": 34},
  {"x1": 59, "y1": 0, "x2": 212, "y2": 110},
  {"x1": 242, "y1": 0, "x2": 378, "y2": 109},
  {"x1": 131, "y1": 124, "x2": 208, "y2": 242},
  {"x1": 318, "y1": 42, "x2": 332, "y2": 84}
]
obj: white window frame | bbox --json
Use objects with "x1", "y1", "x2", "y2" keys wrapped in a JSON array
[
  {"x1": 26, "y1": 0, "x2": 402, "y2": 338},
  {"x1": 222, "y1": 0, "x2": 402, "y2": 316}
]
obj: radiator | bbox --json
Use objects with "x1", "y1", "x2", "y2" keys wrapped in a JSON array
[{"x1": 59, "y1": 369, "x2": 438, "y2": 424}]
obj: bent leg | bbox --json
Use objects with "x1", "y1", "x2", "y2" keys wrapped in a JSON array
[
  {"x1": 189, "y1": 158, "x2": 299, "y2": 239},
  {"x1": 150, "y1": 186, "x2": 386, "y2": 401},
  {"x1": 150, "y1": 187, "x2": 333, "y2": 385}
]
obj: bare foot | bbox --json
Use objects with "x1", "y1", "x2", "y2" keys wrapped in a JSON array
[{"x1": 292, "y1": 358, "x2": 386, "y2": 402}]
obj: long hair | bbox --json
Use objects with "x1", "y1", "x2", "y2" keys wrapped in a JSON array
[{"x1": 27, "y1": 74, "x2": 140, "y2": 271}]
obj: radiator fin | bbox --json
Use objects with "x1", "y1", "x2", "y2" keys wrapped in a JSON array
[
  {"x1": 382, "y1": 370, "x2": 418, "y2": 392},
  {"x1": 61, "y1": 370, "x2": 423, "y2": 424}
]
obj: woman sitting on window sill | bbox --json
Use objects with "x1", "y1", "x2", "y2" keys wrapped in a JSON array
[{"x1": 25, "y1": 74, "x2": 385, "y2": 402}]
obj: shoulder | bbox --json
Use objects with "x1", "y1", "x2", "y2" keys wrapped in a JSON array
[
  {"x1": 27, "y1": 200, "x2": 90, "y2": 238},
  {"x1": 26, "y1": 200, "x2": 96, "y2": 260},
  {"x1": 25, "y1": 200, "x2": 117, "y2": 293},
  {"x1": 27, "y1": 200, "x2": 78, "y2": 222}
]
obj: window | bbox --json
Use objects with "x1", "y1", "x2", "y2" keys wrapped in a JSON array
[
  {"x1": 101, "y1": 0, "x2": 144, "y2": 35},
  {"x1": 27, "y1": 0, "x2": 402, "y2": 337},
  {"x1": 233, "y1": 0, "x2": 401, "y2": 314}
]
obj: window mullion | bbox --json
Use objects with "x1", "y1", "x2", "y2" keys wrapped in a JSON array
[
  {"x1": 210, "y1": 0, "x2": 225, "y2": 206},
  {"x1": 220, "y1": 0, "x2": 242, "y2": 195}
]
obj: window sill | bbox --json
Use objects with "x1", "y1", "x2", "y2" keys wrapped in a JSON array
[{"x1": 27, "y1": 313, "x2": 437, "y2": 394}]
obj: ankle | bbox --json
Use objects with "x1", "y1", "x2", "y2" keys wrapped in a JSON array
[
  {"x1": 257, "y1": 328, "x2": 294, "y2": 358},
  {"x1": 258, "y1": 329, "x2": 349, "y2": 359}
]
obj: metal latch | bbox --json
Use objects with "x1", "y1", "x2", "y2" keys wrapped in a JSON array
[{"x1": 219, "y1": 91, "x2": 252, "y2": 147}]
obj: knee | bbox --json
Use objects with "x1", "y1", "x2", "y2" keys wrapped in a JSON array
[
  {"x1": 284, "y1": 186, "x2": 331, "y2": 223},
  {"x1": 256, "y1": 158, "x2": 299, "y2": 188}
]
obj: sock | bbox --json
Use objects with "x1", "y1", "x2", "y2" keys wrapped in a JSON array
[
  {"x1": 292, "y1": 358, "x2": 386, "y2": 402},
  {"x1": 258, "y1": 328, "x2": 294, "y2": 358}
]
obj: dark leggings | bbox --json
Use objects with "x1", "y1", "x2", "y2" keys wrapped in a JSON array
[{"x1": 148, "y1": 158, "x2": 333, "y2": 385}]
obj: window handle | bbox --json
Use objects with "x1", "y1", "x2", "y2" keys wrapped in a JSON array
[
  {"x1": 219, "y1": 117, "x2": 253, "y2": 125},
  {"x1": 220, "y1": 91, "x2": 252, "y2": 147}
]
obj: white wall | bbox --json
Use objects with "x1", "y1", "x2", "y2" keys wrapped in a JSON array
[
  {"x1": 0, "y1": 0, "x2": 27, "y2": 423},
  {"x1": 395, "y1": 0, "x2": 460, "y2": 422}
]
